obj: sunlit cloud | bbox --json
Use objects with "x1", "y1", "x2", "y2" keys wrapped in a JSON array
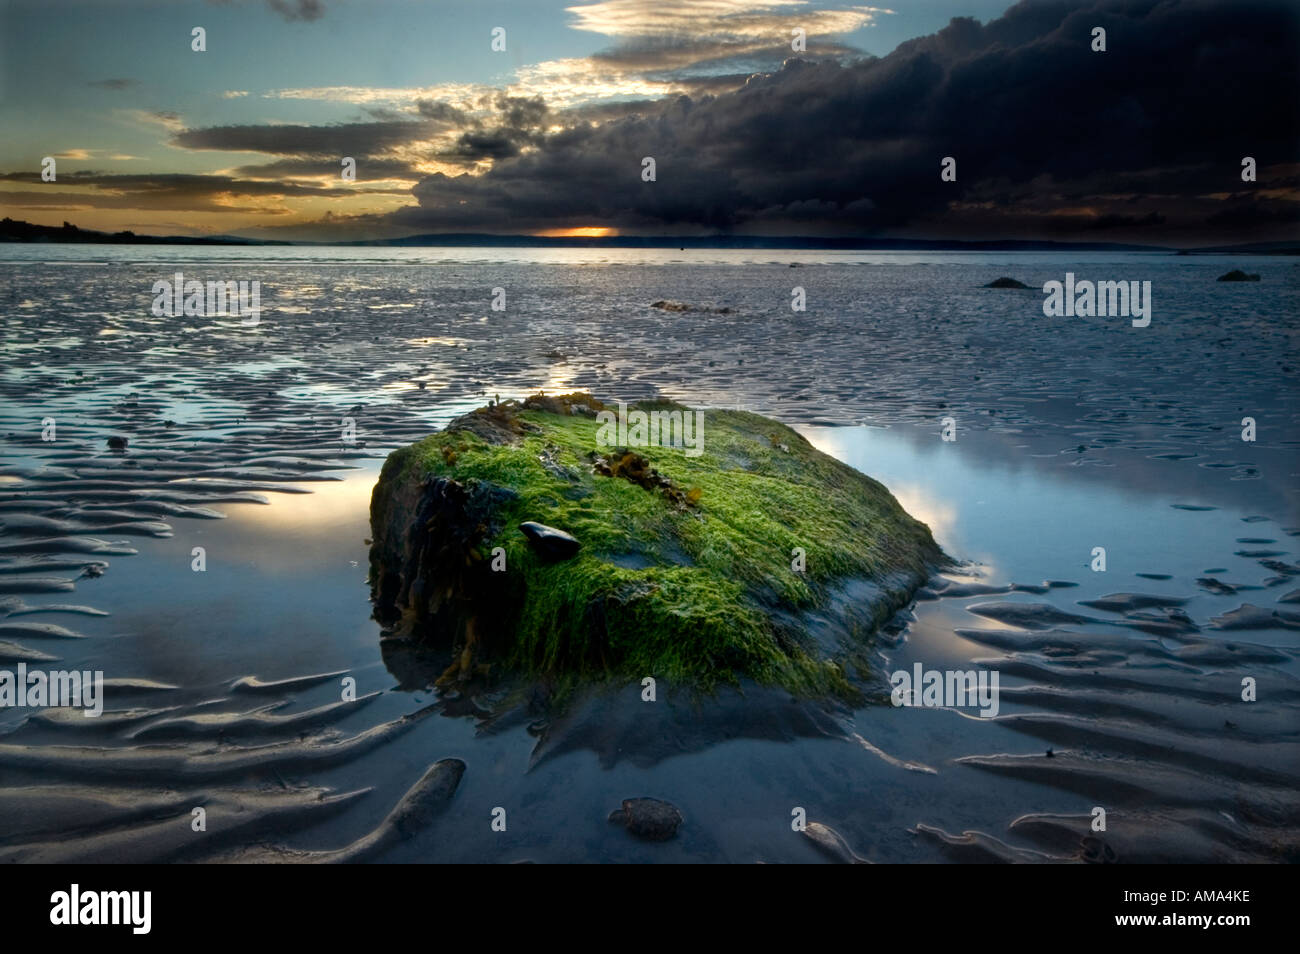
[
  {"x1": 119, "y1": 109, "x2": 186, "y2": 133},
  {"x1": 565, "y1": 0, "x2": 890, "y2": 38}
]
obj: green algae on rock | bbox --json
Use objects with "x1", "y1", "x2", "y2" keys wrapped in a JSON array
[{"x1": 368, "y1": 393, "x2": 947, "y2": 695}]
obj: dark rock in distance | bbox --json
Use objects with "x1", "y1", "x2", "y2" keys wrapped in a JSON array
[
  {"x1": 650, "y1": 299, "x2": 734, "y2": 314},
  {"x1": 984, "y1": 277, "x2": 1030, "y2": 289},
  {"x1": 520, "y1": 521, "x2": 581, "y2": 561},
  {"x1": 1217, "y1": 270, "x2": 1260, "y2": 282},
  {"x1": 106, "y1": 436, "x2": 128, "y2": 450},
  {"x1": 608, "y1": 797, "x2": 683, "y2": 841}
]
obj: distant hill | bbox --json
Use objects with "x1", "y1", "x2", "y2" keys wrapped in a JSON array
[
  {"x1": 342, "y1": 233, "x2": 1171, "y2": 252},
  {"x1": 1175, "y1": 240, "x2": 1300, "y2": 255},
  {"x1": 0, "y1": 218, "x2": 290, "y2": 246}
]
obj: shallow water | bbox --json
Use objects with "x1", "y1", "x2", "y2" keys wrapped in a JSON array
[{"x1": 0, "y1": 246, "x2": 1296, "y2": 862}]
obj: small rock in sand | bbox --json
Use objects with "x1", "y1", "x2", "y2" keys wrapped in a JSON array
[
  {"x1": 106, "y1": 436, "x2": 128, "y2": 450},
  {"x1": 608, "y1": 797, "x2": 683, "y2": 841},
  {"x1": 1080, "y1": 834, "x2": 1118, "y2": 863}
]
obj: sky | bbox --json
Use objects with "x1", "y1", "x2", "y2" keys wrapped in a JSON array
[{"x1": 1, "y1": 0, "x2": 1297, "y2": 245}]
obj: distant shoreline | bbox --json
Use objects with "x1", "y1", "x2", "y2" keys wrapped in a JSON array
[{"x1": 4, "y1": 218, "x2": 1296, "y2": 254}]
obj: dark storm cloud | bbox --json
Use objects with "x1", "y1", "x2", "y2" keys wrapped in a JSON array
[
  {"x1": 439, "y1": 95, "x2": 550, "y2": 162},
  {"x1": 394, "y1": 0, "x2": 1300, "y2": 241},
  {"x1": 416, "y1": 100, "x2": 469, "y2": 123},
  {"x1": 172, "y1": 120, "x2": 437, "y2": 157}
]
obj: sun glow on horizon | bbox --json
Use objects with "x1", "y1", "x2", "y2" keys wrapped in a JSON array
[{"x1": 534, "y1": 226, "x2": 618, "y2": 238}]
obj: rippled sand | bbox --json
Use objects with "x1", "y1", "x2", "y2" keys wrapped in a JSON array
[{"x1": 0, "y1": 249, "x2": 1296, "y2": 862}]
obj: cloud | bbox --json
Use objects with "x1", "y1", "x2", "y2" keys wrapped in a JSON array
[
  {"x1": 229, "y1": 156, "x2": 424, "y2": 182},
  {"x1": 206, "y1": 0, "x2": 325, "y2": 23},
  {"x1": 170, "y1": 93, "x2": 554, "y2": 175},
  {"x1": 267, "y1": 0, "x2": 323, "y2": 21},
  {"x1": 565, "y1": 0, "x2": 887, "y2": 45},
  {"x1": 121, "y1": 110, "x2": 186, "y2": 132},
  {"x1": 567, "y1": 0, "x2": 887, "y2": 75},
  {"x1": 0, "y1": 171, "x2": 404, "y2": 215},
  {"x1": 20, "y1": 0, "x2": 1298, "y2": 245},
  {"x1": 45, "y1": 149, "x2": 143, "y2": 162},
  {"x1": 172, "y1": 120, "x2": 440, "y2": 157},
  {"x1": 88, "y1": 78, "x2": 137, "y2": 91},
  {"x1": 382, "y1": 0, "x2": 1299, "y2": 241}
]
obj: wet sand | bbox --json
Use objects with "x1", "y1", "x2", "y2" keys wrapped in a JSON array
[{"x1": 0, "y1": 247, "x2": 1296, "y2": 862}]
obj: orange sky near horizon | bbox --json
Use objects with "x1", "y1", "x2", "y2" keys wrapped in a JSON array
[{"x1": 533, "y1": 227, "x2": 618, "y2": 238}]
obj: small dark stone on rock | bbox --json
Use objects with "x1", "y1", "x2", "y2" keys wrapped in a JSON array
[
  {"x1": 107, "y1": 436, "x2": 128, "y2": 450},
  {"x1": 520, "y1": 521, "x2": 581, "y2": 561}
]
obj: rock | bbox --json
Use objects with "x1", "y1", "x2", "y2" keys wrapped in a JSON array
[
  {"x1": 608, "y1": 797, "x2": 683, "y2": 841},
  {"x1": 106, "y1": 436, "x2": 128, "y2": 450},
  {"x1": 650, "y1": 300, "x2": 734, "y2": 314},
  {"x1": 519, "y1": 521, "x2": 581, "y2": 561},
  {"x1": 368, "y1": 392, "x2": 947, "y2": 692},
  {"x1": 1217, "y1": 269, "x2": 1260, "y2": 282},
  {"x1": 1080, "y1": 834, "x2": 1118, "y2": 864},
  {"x1": 984, "y1": 277, "x2": 1030, "y2": 289}
]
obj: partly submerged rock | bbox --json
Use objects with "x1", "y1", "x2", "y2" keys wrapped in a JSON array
[
  {"x1": 650, "y1": 299, "x2": 734, "y2": 314},
  {"x1": 1217, "y1": 269, "x2": 1260, "y2": 282},
  {"x1": 369, "y1": 392, "x2": 946, "y2": 692},
  {"x1": 984, "y1": 277, "x2": 1030, "y2": 289},
  {"x1": 608, "y1": 797, "x2": 683, "y2": 841}
]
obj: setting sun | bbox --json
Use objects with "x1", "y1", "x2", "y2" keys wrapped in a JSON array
[{"x1": 533, "y1": 226, "x2": 618, "y2": 238}]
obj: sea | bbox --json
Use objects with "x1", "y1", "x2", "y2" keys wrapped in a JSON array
[{"x1": 0, "y1": 244, "x2": 1296, "y2": 862}]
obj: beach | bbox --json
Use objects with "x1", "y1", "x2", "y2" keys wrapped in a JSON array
[{"x1": 1, "y1": 244, "x2": 1297, "y2": 862}]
